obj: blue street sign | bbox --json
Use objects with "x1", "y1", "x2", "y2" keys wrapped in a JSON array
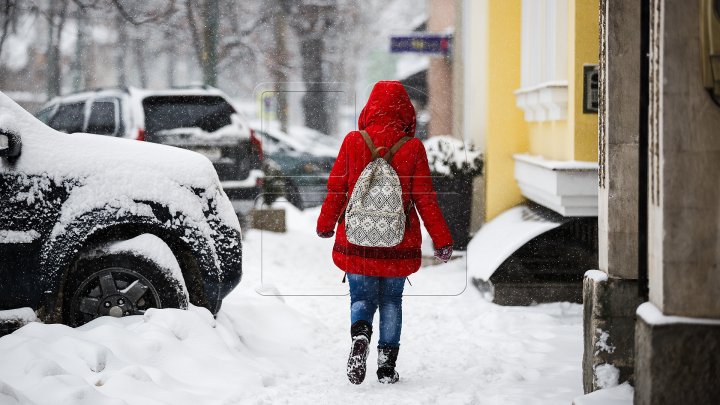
[{"x1": 390, "y1": 34, "x2": 452, "y2": 55}]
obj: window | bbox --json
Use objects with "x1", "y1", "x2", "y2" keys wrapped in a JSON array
[
  {"x1": 35, "y1": 105, "x2": 56, "y2": 124},
  {"x1": 142, "y1": 96, "x2": 235, "y2": 135},
  {"x1": 48, "y1": 102, "x2": 85, "y2": 134},
  {"x1": 515, "y1": 0, "x2": 569, "y2": 121},
  {"x1": 87, "y1": 100, "x2": 118, "y2": 135}
]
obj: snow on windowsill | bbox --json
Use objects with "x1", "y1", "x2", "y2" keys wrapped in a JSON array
[
  {"x1": 513, "y1": 153, "x2": 598, "y2": 171},
  {"x1": 637, "y1": 302, "x2": 720, "y2": 326}
]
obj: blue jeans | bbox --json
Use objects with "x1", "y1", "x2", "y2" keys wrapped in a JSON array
[{"x1": 347, "y1": 273, "x2": 405, "y2": 348}]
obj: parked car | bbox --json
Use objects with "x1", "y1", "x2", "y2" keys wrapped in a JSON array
[
  {"x1": 252, "y1": 125, "x2": 335, "y2": 209},
  {"x1": 0, "y1": 91, "x2": 242, "y2": 330},
  {"x1": 35, "y1": 86, "x2": 263, "y2": 218}
]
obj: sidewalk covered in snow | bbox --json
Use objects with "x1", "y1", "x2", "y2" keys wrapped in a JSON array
[{"x1": 0, "y1": 206, "x2": 584, "y2": 405}]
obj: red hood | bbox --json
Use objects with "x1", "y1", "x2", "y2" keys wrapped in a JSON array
[{"x1": 358, "y1": 81, "x2": 416, "y2": 141}]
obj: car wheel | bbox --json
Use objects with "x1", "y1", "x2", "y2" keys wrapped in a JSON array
[
  {"x1": 285, "y1": 180, "x2": 304, "y2": 210},
  {"x1": 63, "y1": 252, "x2": 188, "y2": 327}
]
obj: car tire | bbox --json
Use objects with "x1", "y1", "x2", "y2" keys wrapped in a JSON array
[
  {"x1": 285, "y1": 180, "x2": 304, "y2": 210},
  {"x1": 63, "y1": 252, "x2": 189, "y2": 327}
]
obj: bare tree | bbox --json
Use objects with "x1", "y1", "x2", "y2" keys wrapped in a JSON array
[
  {"x1": 287, "y1": 0, "x2": 337, "y2": 135},
  {"x1": 46, "y1": 0, "x2": 69, "y2": 98},
  {"x1": 109, "y1": 0, "x2": 175, "y2": 26},
  {"x1": 115, "y1": 13, "x2": 128, "y2": 86},
  {"x1": 70, "y1": 4, "x2": 88, "y2": 91},
  {"x1": 186, "y1": 0, "x2": 267, "y2": 88},
  {"x1": 262, "y1": 2, "x2": 291, "y2": 132},
  {"x1": 0, "y1": 0, "x2": 19, "y2": 88},
  {"x1": 0, "y1": 0, "x2": 18, "y2": 64},
  {"x1": 185, "y1": 0, "x2": 219, "y2": 86}
]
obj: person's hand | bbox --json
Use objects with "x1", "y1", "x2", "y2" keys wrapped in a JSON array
[
  {"x1": 317, "y1": 230, "x2": 335, "y2": 238},
  {"x1": 434, "y1": 245, "x2": 453, "y2": 263}
]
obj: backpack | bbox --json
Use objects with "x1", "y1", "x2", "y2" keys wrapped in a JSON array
[{"x1": 344, "y1": 130, "x2": 412, "y2": 247}]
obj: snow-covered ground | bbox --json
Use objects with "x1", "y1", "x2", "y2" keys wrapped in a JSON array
[{"x1": 0, "y1": 205, "x2": 585, "y2": 405}]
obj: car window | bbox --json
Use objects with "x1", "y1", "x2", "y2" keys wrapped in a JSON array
[
  {"x1": 48, "y1": 102, "x2": 85, "y2": 134},
  {"x1": 35, "y1": 105, "x2": 56, "y2": 124},
  {"x1": 142, "y1": 96, "x2": 235, "y2": 135},
  {"x1": 86, "y1": 100, "x2": 118, "y2": 135}
]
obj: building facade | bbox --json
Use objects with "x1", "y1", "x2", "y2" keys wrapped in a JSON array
[
  {"x1": 461, "y1": 0, "x2": 600, "y2": 305},
  {"x1": 582, "y1": 0, "x2": 720, "y2": 403}
]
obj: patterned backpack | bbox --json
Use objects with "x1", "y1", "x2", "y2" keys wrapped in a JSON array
[{"x1": 344, "y1": 130, "x2": 412, "y2": 247}]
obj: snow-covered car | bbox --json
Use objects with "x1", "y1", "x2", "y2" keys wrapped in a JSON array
[
  {"x1": 0, "y1": 91, "x2": 242, "y2": 329},
  {"x1": 250, "y1": 120, "x2": 340, "y2": 158},
  {"x1": 35, "y1": 86, "x2": 264, "y2": 217}
]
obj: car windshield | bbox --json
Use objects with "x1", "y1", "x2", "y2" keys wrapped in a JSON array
[{"x1": 142, "y1": 96, "x2": 235, "y2": 135}]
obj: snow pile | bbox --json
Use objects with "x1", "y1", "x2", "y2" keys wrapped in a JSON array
[
  {"x1": 0, "y1": 308, "x2": 38, "y2": 324},
  {"x1": 0, "y1": 206, "x2": 584, "y2": 404},
  {"x1": 423, "y1": 135, "x2": 483, "y2": 177},
  {"x1": 573, "y1": 382, "x2": 634, "y2": 405},
  {"x1": 0, "y1": 305, "x2": 312, "y2": 405},
  {"x1": 593, "y1": 363, "x2": 620, "y2": 389}
]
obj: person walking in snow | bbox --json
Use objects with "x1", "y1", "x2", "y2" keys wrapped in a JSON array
[{"x1": 316, "y1": 80, "x2": 454, "y2": 385}]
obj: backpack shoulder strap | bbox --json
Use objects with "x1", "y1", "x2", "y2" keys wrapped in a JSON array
[
  {"x1": 359, "y1": 130, "x2": 380, "y2": 160},
  {"x1": 384, "y1": 136, "x2": 412, "y2": 163}
]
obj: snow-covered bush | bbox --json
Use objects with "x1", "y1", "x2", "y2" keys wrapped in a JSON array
[{"x1": 423, "y1": 135, "x2": 483, "y2": 178}]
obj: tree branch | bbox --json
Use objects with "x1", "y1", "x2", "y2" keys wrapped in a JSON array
[
  {"x1": 184, "y1": 0, "x2": 203, "y2": 68},
  {"x1": 69, "y1": 0, "x2": 102, "y2": 9},
  {"x1": 111, "y1": 0, "x2": 175, "y2": 26},
  {"x1": 0, "y1": 0, "x2": 17, "y2": 61}
]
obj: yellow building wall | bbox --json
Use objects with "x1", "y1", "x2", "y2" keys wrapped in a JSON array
[
  {"x1": 526, "y1": 0, "x2": 599, "y2": 162},
  {"x1": 528, "y1": 120, "x2": 572, "y2": 160},
  {"x1": 568, "y1": 0, "x2": 600, "y2": 161},
  {"x1": 485, "y1": 0, "x2": 528, "y2": 221}
]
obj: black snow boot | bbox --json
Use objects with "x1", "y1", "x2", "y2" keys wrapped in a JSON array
[
  {"x1": 377, "y1": 346, "x2": 400, "y2": 384},
  {"x1": 346, "y1": 320, "x2": 372, "y2": 384}
]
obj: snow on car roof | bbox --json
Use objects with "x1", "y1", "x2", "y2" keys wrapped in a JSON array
[
  {"x1": 250, "y1": 120, "x2": 340, "y2": 158},
  {"x1": 129, "y1": 86, "x2": 228, "y2": 99},
  {"x1": 44, "y1": 86, "x2": 230, "y2": 107}
]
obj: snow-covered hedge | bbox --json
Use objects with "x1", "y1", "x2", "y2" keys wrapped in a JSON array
[{"x1": 423, "y1": 135, "x2": 483, "y2": 178}]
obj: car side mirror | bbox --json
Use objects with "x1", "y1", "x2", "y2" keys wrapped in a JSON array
[{"x1": 0, "y1": 130, "x2": 21, "y2": 158}]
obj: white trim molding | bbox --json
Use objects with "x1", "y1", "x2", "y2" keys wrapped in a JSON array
[
  {"x1": 514, "y1": 153, "x2": 598, "y2": 217},
  {"x1": 514, "y1": 81, "x2": 569, "y2": 121}
]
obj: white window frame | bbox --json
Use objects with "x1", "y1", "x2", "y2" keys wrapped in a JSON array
[{"x1": 515, "y1": 0, "x2": 569, "y2": 122}]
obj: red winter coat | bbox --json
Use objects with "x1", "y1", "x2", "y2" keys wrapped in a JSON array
[{"x1": 316, "y1": 81, "x2": 453, "y2": 278}]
